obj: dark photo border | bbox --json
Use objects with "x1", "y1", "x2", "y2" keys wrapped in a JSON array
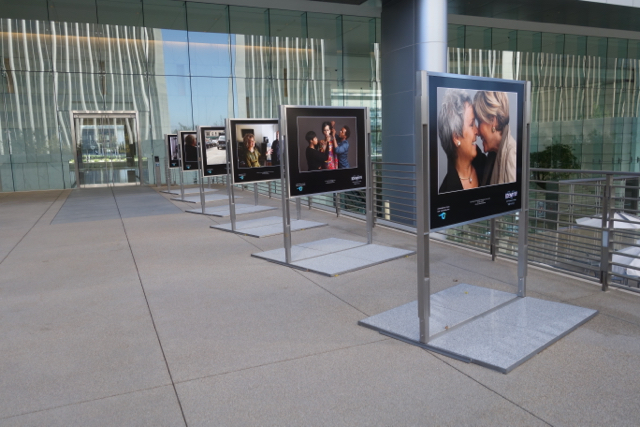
[
  {"x1": 179, "y1": 131, "x2": 199, "y2": 172},
  {"x1": 428, "y1": 73, "x2": 526, "y2": 231},
  {"x1": 228, "y1": 119, "x2": 280, "y2": 184},
  {"x1": 284, "y1": 106, "x2": 367, "y2": 198},
  {"x1": 166, "y1": 134, "x2": 180, "y2": 168},
  {"x1": 198, "y1": 126, "x2": 227, "y2": 177}
]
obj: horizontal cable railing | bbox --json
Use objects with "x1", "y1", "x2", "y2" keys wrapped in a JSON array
[{"x1": 201, "y1": 164, "x2": 640, "y2": 293}]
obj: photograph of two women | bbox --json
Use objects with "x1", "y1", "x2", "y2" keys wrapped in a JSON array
[{"x1": 436, "y1": 88, "x2": 518, "y2": 194}]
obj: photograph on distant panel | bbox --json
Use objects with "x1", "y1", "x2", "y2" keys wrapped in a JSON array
[
  {"x1": 166, "y1": 134, "x2": 180, "y2": 168},
  {"x1": 284, "y1": 107, "x2": 367, "y2": 197},
  {"x1": 229, "y1": 119, "x2": 280, "y2": 183},
  {"x1": 199, "y1": 126, "x2": 227, "y2": 176},
  {"x1": 429, "y1": 75, "x2": 524, "y2": 230},
  {"x1": 180, "y1": 131, "x2": 199, "y2": 171}
]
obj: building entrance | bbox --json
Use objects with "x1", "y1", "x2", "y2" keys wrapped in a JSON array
[{"x1": 71, "y1": 112, "x2": 141, "y2": 188}]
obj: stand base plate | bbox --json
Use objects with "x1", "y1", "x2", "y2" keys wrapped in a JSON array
[{"x1": 210, "y1": 216, "x2": 327, "y2": 237}]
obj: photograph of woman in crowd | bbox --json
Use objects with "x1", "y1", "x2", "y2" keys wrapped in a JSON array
[
  {"x1": 305, "y1": 131, "x2": 329, "y2": 171},
  {"x1": 473, "y1": 91, "x2": 516, "y2": 185},
  {"x1": 438, "y1": 89, "x2": 486, "y2": 193},
  {"x1": 243, "y1": 133, "x2": 272, "y2": 168}
]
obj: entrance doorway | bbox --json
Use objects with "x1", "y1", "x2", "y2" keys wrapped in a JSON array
[{"x1": 71, "y1": 111, "x2": 142, "y2": 188}]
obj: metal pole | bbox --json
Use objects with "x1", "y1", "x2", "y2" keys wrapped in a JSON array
[
  {"x1": 196, "y1": 128, "x2": 206, "y2": 214},
  {"x1": 166, "y1": 159, "x2": 172, "y2": 194},
  {"x1": 179, "y1": 162, "x2": 185, "y2": 200},
  {"x1": 490, "y1": 218, "x2": 497, "y2": 261},
  {"x1": 601, "y1": 174, "x2": 613, "y2": 291},
  {"x1": 335, "y1": 193, "x2": 340, "y2": 217},
  {"x1": 254, "y1": 183, "x2": 259, "y2": 206},
  {"x1": 517, "y1": 81, "x2": 532, "y2": 298},
  {"x1": 416, "y1": 71, "x2": 430, "y2": 344},
  {"x1": 365, "y1": 120, "x2": 373, "y2": 244},
  {"x1": 296, "y1": 197, "x2": 301, "y2": 220},
  {"x1": 281, "y1": 133, "x2": 293, "y2": 264},
  {"x1": 225, "y1": 120, "x2": 237, "y2": 231},
  {"x1": 308, "y1": 196, "x2": 312, "y2": 209}
]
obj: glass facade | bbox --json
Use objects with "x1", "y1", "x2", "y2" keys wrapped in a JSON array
[
  {"x1": 447, "y1": 24, "x2": 640, "y2": 172},
  {"x1": 0, "y1": 2, "x2": 380, "y2": 191}
]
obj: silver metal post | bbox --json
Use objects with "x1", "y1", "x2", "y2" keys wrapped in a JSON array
[
  {"x1": 308, "y1": 196, "x2": 312, "y2": 209},
  {"x1": 335, "y1": 193, "x2": 340, "y2": 217},
  {"x1": 296, "y1": 197, "x2": 301, "y2": 220},
  {"x1": 179, "y1": 162, "x2": 185, "y2": 200},
  {"x1": 269, "y1": 181, "x2": 272, "y2": 198},
  {"x1": 224, "y1": 120, "x2": 237, "y2": 231},
  {"x1": 601, "y1": 174, "x2": 613, "y2": 291},
  {"x1": 196, "y1": 128, "x2": 206, "y2": 214},
  {"x1": 280, "y1": 132, "x2": 293, "y2": 264},
  {"x1": 490, "y1": 218, "x2": 497, "y2": 261},
  {"x1": 416, "y1": 72, "x2": 430, "y2": 344},
  {"x1": 366, "y1": 129, "x2": 373, "y2": 244},
  {"x1": 254, "y1": 183, "x2": 259, "y2": 206},
  {"x1": 518, "y1": 82, "x2": 532, "y2": 298}
]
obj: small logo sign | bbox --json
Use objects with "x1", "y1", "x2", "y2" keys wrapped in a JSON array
[
  {"x1": 239, "y1": 175, "x2": 244, "y2": 180},
  {"x1": 505, "y1": 191, "x2": 518, "y2": 200},
  {"x1": 207, "y1": 169, "x2": 212, "y2": 173},
  {"x1": 439, "y1": 212, "x2": 446, "y2": 220},
  {"x1": 186, "y1": 165, "x2": 191, "y2": 169},
  {"x1": 297, "y1": 186, "x2": 303, "y2": 192}
]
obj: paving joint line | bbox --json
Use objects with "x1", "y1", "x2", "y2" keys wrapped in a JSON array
[
  {"x1": 428, "y1": 352, "x2": 555, "y2": 426},
  {"x1": 292, "y1": 269, "x2": 370, "y2": 317},
  {"x1": 0, "y1": 190, "x2": 65, "y2": 266},
  {"x1": 0, "y1": 383, "x2": 172, "y2": 422},
  {"x1": 174, "y1": 337, "x2": 390, "y2": 386},
  {"x1": 111, "y1": 187, "x2": 189, "y2": 427}
]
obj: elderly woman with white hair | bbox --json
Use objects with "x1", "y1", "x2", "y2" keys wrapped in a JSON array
[
  {"x1": 473, "y1": 90, "x2": 516, "y2": 185},
  {"x1": 438, "y1": 89, "x2": 485, "y2": 193}
]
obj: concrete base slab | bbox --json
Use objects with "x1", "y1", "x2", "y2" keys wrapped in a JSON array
[
  {"x1": 161, "y1": 187, "x2": 218, "y2": 195},
  {"x1": 185, "y1": 204, "x2": 277, "y2": 217},
  {"x1": 210, "y1": 216, "x2": 327, "y2": 237},
  {"x1": 359, "y1": 284, "x2": 598, "y2": 373},
  {"x1": 170, "y1": 193, "x2": 231, "y2": 203},
  {"x1": 252, "y1": 238, "x2": 415, "y2": 276}
]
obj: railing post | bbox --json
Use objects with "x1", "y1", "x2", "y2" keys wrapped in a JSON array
[
  {"x1": 600, "y1": 174, "x2": 613, "y2": 291},
  {"x1": 490, "y1": 218, "x2": 497, "y2": 261}
]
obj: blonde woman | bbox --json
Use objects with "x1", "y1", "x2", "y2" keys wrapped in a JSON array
[{"x1": 473, "y1": 91, "x2": 516, "y2": 185}]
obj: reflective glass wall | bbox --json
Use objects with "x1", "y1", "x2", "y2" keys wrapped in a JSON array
[
  {"x1": 448, "y1": 24, "x2": 640, "y2": 172},
  {"x1": 0, "y1": 1, "x2": 380, "y2": 191}
]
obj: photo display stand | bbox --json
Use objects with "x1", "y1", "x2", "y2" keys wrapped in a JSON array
[
  {"x1": 204, "y1": 118, "x2": 278, "y2": 225},
  {"x1": 184, "y1": 126, "x2": 234, "y2": 215},
  {"x1": 161, "y1": 134, "x2": 179, "y2": 194},
  {"x1": 359, "y1": 72, "x2": 597, "y2": 373},
  {"x1": 251, "y1": 105, "x2": 414, "y2": 275}
]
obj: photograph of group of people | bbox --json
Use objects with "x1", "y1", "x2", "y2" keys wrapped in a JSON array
[
  {"x1": 167, "y1": 134, "x2": 180, "y2": 168},
  {"x1": 234, "y1": 123, "x2": 281, "y2": 169},
  {"x1": 436, "y1": 88, "x2": 518, "y2": 194},
  {"x1": 296, "y1": 116, "x2": 357, "y2": 173}
]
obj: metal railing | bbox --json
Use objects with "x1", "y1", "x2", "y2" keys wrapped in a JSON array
[{"x1": 207, "y1": 164, "x2": 640, "y2": 293}]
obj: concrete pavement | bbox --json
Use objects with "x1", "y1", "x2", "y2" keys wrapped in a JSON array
[{"x1": 0, "y1": 185, "x2": 639, "y2": 426}]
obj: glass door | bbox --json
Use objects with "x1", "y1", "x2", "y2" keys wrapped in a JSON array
[{"x1": 72, "y1": 112, "x2": 140, "y2": 188}]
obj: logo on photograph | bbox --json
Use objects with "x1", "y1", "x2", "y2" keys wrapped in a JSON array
[
  {"x1": 296, "y1": 183, "x2": 306, "y2": 192},
  {"x1": 186, "y1": 165, "x2": 191, "y2": 169},
  {"x1": 505, "y1": 191, "x2": 518, "y2": 200},
  {"x1": 239, "y1": 174, "x2": 245, "y2": 180},
  {"x1": 439, "y1": 212, "x2": 446, "y2": 220},
  {"x1": 207, "y1": 169, "x2": 213, "y2": 174}
]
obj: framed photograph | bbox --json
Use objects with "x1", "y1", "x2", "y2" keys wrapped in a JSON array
[
  {"x1": 427, "y1": 73, "x2": 526, "y2": 231},
  {"x1": 228, "y1": 119, "x2": 280, "y2": 184},
  {"x1": 198, "y1": 126, "x2": 227, "y2": 177},
  {"x1": 283, "y1": 106, "x2": 367, "y2": 198},
  {"x1": 179, "y1": 131, "x2": 199, "y2": 171},
  {"x1": 166, "y1": 134, "x2": 180, "y2": 168}
]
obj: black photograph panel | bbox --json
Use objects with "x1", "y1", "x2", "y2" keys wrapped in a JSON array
[
  {"x1": 180, "y1": 131, "x2": 199, "y2": 171},
  {"x1": 166, "y1": 134, "x2": 180, "y2": 168},
  {"x1": 284, "y1": 106, "x2": 367, "y2": 198},
  {"x1": 229, "y1": 119, "x2": 280, "y2": 184},
  {"x1": 428, "y1": 73, "x2": 525, "y2": 231},
  {"x1": 199, "y1": 126, "x2": 227, "y2": 176}
]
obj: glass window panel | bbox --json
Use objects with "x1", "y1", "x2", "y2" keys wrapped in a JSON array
[
  {"x1": 143, "y1": 0, "x2": 186, "y2": 31},
  {"x1": 99, "y1": 24, "x2": 148, "y2": 75},
  {"x1": 305, "y1": 79, "x2": 340, "y2": 107},
  {"x1": 269, "y1": 10, "x2": 305, "y2": 39},
  {"x1": 50, "y1": 21, "x2": 104, "y2": 74},
  {"x1": 517, "y1": 30, "x2": 541, "y2": 53},
  {"x1": 232, "y1": 77, "x2": 273, "y2": 118},
  {"x1": 342, "y1": 17, "x2": 374, "y2": 81},
  {"x1": 0, "y1": 0, "x2": 48, "y2": 21},
  {"x1": 1, "y1": 19, "x2": 53, "y2": 72},
  {"x1": 230, "y1": 33, "x2": 270, "y2": 79},
  {"x1": 147, "y1": 28, "x2": 189, "y2": 76},
  {"x1": 190, "y1": 77, "x2": 230, "y2": 127},
  {"x1": 229, "y1": 6, "x2": 268, "y2": 37},
  {"x1": 187, "y1": 2, "x2": 228, "y2": 33},
  {"x1": 104, "y1": 70, "x2": 149, "y2": 111},
  {"x1": 565, "y1": 35, "x2": 587, "y2": 56},
  {"x1": 48, "y1": 0, "x2": 98, "y2": 24},
  {"x1": 147, "y1": 75, "x2": 192, "y2": 133},
  {"x1": 448, "y1": 24, "x2": 464, "y2": 49},
  {"x1": 307, "y1": 13, "x2": 340, "y2": 82},
  {"x1": 55, "y1": 71, "x2": 106, "y2": 111},
  {"x1": 465, "y1": 26, "x2": 491, "y2": 50},
  {"x1": 492, "y1": 28, "x2": 516, "y2": 52},
  {"x1": 187, "y1": 3, "x2": 230, "y2": 78},
  {"x1": 629, "y1": 40, "x2": 640, "y2": 60},
  {"x1": 587, "y1": 36, "x2": 607, "y2": 57},
  {"x1": 541, "y1": 33, "x2": 564, "y2": 54},
  {"x1": 97, "y1": 0, "x2": 143, "y2": 27},
  {"x1": 269, "y1": 10, "x2": 308, "y2": 81}
]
